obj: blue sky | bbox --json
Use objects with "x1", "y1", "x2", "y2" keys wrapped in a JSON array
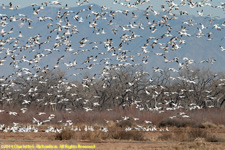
[{"x1": 1, "y1": 0, "x2": 224, "y2": 18}]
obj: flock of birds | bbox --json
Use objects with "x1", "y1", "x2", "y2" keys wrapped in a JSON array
[
  {"x1": 0, "y1": 0, "x2": 225, "y2": 133},
  {"x1": 0, "y1": 120, "x2": 170, "y2": 133}
]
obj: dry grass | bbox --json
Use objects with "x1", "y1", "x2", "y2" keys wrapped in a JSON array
[
  {"x1": 1, "y1": 126, "x2": 225, "y2": 150},
  {"x1": 158, "y1": 127, "x2": 225, "y2": 143},
  {"x1": 156, "y1": 132, "x2": 173, "y2": 141},
  {"x1": 217, "y1": 124, "x2": 225, "y2": 129},
  {"x1": 163, "y1": 138, "x2": 224, "y2": 150},
  {"x1": 205, "y1": 135, "x2": 225, "y2": 142},
  {"x1": 54, "y1": 121, "x2": 145, "y2": 141},
  {"x1": 55, "y1": 129, "x2": 146, "y2": 141},
  {"x1": 55, "y1": 128, "x2": 73, "y2": 140},
  {"x1": 1, "y1": 107, "x2": 225, "y2": 150},
  {"x1": 188, "y1": 128, "x2": 207, "y2": 141},
  {"x1": 198, "y1": 121, "x2": 218, "y2": 128},
  {"x1": 197, "y1": 121, "x2": 225, "y2": 130},
  {"x1": 112, "y1": 131, "x2": 145, "y2": 141}
]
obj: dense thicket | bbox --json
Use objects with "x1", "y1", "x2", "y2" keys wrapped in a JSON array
[{"x1": 1, "y1": 66, "x2": 225, "y2": 111}]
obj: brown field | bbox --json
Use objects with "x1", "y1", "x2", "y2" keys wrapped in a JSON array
[
  {"x1": 1, "y1": 126, "x2": 225, "y2": 150},
  {"x1": 1, "y1": 108, "x2": 225, "y2": 149}
]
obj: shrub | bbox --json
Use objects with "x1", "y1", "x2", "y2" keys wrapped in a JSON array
[
  {"x1": 187, "y1": 128, "x2": 207, "y2": 141},
  {"x1": 158, "y1": 133, "x2": 173, "y2": 141},
  {"x1": 158, "y1": 128, "x2": 209, "y2": 142},
  {"x1": 81, "y1": 131, "x2": 109, "y2": 140},
  {"x1": 158, "y1": 118, "x2": 196, "y2": 128},
  {"x1": 205, "y1": 135, "x2": 225, "y2": 142},
  {"x1": 217, "y1": 124, "x2": 225, "y2": 129},
  {"x1": 198, "y1": 121, "x2": 217, "y2": 128},
  {"x1": 55, "y1": 129, "x2": 73, "y2": 140},
  {"x1": 112, "y1": 131, "x2": 145, "y2": 141},
  {"x1": 116, "y1": 120, "x2": 135, "y2": 128}
]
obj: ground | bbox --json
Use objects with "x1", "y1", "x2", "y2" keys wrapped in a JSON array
[{"x1": 1, "y1": 127, "x2": 225, "y2": 150}]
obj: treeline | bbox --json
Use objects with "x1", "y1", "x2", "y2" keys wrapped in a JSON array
[{"x1": 1, "y1": 66, "x2": 225, "y2": 112}]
